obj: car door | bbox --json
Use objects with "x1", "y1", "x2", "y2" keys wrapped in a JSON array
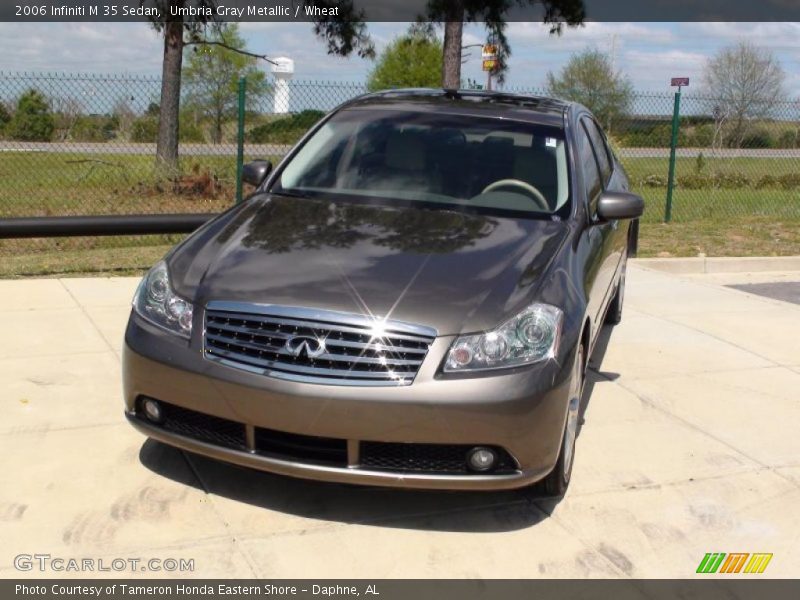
[
  {"x1": 583, "y1": 117, "x2": 630, "y2": 293},
  {"x1": 574, "y1": 115, "x2": 609, "y2": 341},
  {"x1": 576, "y1": 115, "x2": 618, "y2": 337}
]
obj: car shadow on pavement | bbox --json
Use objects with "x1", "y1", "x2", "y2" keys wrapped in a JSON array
[
  {"x1": 535, "y1": 323, "x2": 619, "y2": 516},
  {"x1": 138, "y1": 324, "x2": 619, "y2": 533},
  {"x1": 582, "y1": 323, "x2": 619, "y2": 427}
]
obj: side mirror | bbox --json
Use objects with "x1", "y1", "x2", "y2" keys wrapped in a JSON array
[
  {"x1": 242, "y1": 160, "x2": 272, "y2": 187},
  {"x1": 596, "y1": 191, "x2": 645, "y2": 221}
]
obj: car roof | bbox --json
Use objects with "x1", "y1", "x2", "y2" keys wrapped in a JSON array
[{"x1": 338, "y1": 88, "x2": 571, "y2": 128}]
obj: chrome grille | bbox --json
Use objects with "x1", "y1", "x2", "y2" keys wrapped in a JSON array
[{"x1": 203, "y1": 302, "x2": 436, "y2": 386}]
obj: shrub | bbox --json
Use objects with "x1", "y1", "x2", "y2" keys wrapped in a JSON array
[
  {"x1": 71, "y1": 115, "x2": 117, "y2": 142},
  {"x1": 686, "y1": 124, "x2": 715, "y2": 148},
  {"x1": 8, "y1": 89, "x2": 55, "y2": 141},
  {"x1": 130, "y1": 116, "x2": 158, "y2": 143},
  {"x1": 740, "y1": 128, "x2": 774, "y2": 149},
  {"x1": 711, "y1": 171, "x2": 750, "y2": 189},
  {"x1": 755, "y1": 175, "x2": 779, "y2": 189},
  {"x1": 617, "y1": 123, "x2": 673, "y2": 148},
  {"x1": 677, "y1": 173, "x2": 710, "y2": 189},
  {"x1": 0, "y1": 102, "x2": 10, "y2": 137},
  {"x1": 777, "y1": 173, "x2": 800, "y2": 190},
  {"x1": 246, "y1": 110, "x2": 325, "y2": 144},
  {"x1": 640, "y1": 174, "x2": 667, "y2": 188},
  {"x1": 179, "y1": 121, "x2": 206, "y2": 143},
  {"x1": 777, "y1": 129, "x2": 798, "y2": 149}
]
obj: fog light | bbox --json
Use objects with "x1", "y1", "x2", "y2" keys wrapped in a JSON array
[
  {"x1": 467, "y1": 447, "x2": 497, "y2": 472},
  {"x1": 142, "y1": 398, "x2": 162, "y2": 423}
]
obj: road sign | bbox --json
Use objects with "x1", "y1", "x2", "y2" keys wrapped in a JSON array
[{"x1": 671, "y1": 77, "x2": 690, "y2": 87}]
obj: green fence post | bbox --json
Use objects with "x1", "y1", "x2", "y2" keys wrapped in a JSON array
[
  {"x1": 235, "y1": 76, "x2": 247, "y2": 204},
  {"x1": 664, "y1": 88, "x2": 682, "y2": 223}
]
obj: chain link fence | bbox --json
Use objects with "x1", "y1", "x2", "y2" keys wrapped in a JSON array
[{"x1": 1, "y1": 70, "x2": 798, "y2": 275}]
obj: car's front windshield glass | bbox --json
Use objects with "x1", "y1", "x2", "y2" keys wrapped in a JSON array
[{"x1": 272, "y1": 107, "x2": 570, "y2": 218}]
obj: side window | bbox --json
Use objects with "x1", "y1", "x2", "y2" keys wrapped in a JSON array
[
  {"x1": 576, "y1": 122, "x2": 602, "y2": 205},
  {"x1": 582, "y1": 117, "x2": 613, "y2": 185}
]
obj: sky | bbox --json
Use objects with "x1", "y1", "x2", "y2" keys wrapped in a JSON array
[{"x1": 0, "y1": 21, "x2": 798, "y2": 97}]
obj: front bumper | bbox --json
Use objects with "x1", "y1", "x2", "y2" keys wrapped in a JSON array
[{"x1": 123, "y1": 311, "x2": 574, "y2": 491}]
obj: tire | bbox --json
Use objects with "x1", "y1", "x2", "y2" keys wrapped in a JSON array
[
  {"x1": 542, "y1": 344, "x2": 585, "y2": 497},
  {"x1": 605, "y1": 259, "x2": 626, "y2": 325}
]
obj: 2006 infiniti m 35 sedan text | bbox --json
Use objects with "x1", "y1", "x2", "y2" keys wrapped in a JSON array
[{"x1": 123, "y1": 89, "x2": 643, "y2": 494}]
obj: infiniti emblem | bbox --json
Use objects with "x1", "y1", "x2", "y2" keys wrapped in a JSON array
[{"x1": 285, "y1": 336, "x2": 326, "y2": 359}]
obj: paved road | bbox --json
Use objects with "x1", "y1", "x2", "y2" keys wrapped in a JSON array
[
  {"x1": 1, "y1": 264, "x2": 799, "y2": 578},
  {"x1": 2, "y1": 141, "x2": 799, "y2": 159}
]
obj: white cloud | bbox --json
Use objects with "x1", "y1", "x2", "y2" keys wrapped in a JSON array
[
  {"x1": 680, "y1": 22, "x2": 800, "y2": 50},
  {"x1": 0, "y1": 22, "x2": 162, "y2": 74}
]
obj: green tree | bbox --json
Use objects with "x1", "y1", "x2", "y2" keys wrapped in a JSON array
[
  {"x1": 183, "y1": 24, "x2": 269, "y2": 144},
  {"x1": 546, "y1": 48, "x2": 633, "y2": 130},
  {"x1": 8, "y1": 89, "x2": 55, "y2": 142},
  {"x1": 703, "y1": 41, "x2": 787, "y2": 147},
  {"x1": 0, "y1": 101, "x2": 10, "y2": 136},
  {"x1": 143, "y1": 0, "x2": 374, "y2": 173},
  {"x1": 367, "y1": 28, "x2": 443, "y2": 91},
  {"x1": 424, "y1": 0, "x2": 585, "y2": 88}
]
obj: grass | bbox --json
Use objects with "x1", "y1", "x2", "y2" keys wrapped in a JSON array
[
  {"x1": 638, "y1": 217, "x2": 800, "y2": 258},
  {"x1": 1, "y1": 151, "x2": 799, "y2": 276},
  {"x1": 0, "y1": 151, "x2": 281, "y2": 217}
]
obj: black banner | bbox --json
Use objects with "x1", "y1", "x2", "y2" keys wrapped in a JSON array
[
  {"x1": 3, "y1": 0, "x2": 800, "y2": 22},
  {"x1": 5, "y1": 580, "x2": 800, "y2": 600}
]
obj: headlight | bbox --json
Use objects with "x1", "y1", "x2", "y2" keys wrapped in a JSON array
[
  {"x1": 133, "y1": 261, "x2": 193, "y2": 338},
  {"x1": 444, "y1": 303, "x2": 563, "y2": 372}
]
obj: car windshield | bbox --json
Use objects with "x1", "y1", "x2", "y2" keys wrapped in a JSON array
[{"x1": 272, "y1": 107, "x2": 570, "y2": 218}]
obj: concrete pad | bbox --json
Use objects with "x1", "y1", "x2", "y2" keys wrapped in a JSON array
[
  {"x1": 239, "y1": 502, "x2": 623, "y2": 578},
  {"x1": 623, "y1": 367, "x2": 800, "y2": 468},
  {"x1": 83, "y1": 306, "x2": 131, "y2": 356},
  {"x1": 705, "y1": 256, "x2": 800, "y2": 273},
  {"x1": 591, "y1": 313, "x2": 772, "y2": 381},
  {"x1": 536, "y1": 470, "x2": 800, "y2": 578},
  {"x1": 1, "y1": 351, "x2": 121, "y2": 434},
  {"x1": 61, "y1": 277, "x2": 140, "y2": 308},
  {"x1": 1, "y1": 265, "x2": 798, "y2": 579},
  {"x1": 0, "y1": 279, "x2": 76, "y2": 312},
  {"x1": 633, "y1": 257, "x2": 706, "y2": 274},
  {"x1": 569, "y1": 378, "x2": 759, "y2": 495},
  {"x1": 0, "y1": 425, "x2": 229, "y2": 562},
  {"x1": 774, "y1": 466, "x2": 800, "y2": 488},
  {"x1": 683, "y1": 271, "x2": 800, "y2": 287},
  {"x1": 633, "y1": 256, "x2": 800, "y2": 274},
  {"x1": 626, "y1": 266, "x2": 788, "y2": 317},
  {"x1": 0, "y1": 308, "x2": 110, "y2": 359},
  {"x1": 175, "y1": 449, "x2": 531, "y2": 538},
  {"x1": 668, "y1": 310, "x2": 800, "y2": 366}
]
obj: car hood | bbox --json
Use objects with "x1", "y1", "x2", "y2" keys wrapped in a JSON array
[{"x1": 168, "y1": 194, "x2": 570, "y2": 336}]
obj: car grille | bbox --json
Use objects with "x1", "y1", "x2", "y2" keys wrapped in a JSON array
[
  {"x1": 361, "y1": 442, "x2": 517, "y2": 474},
  {"x1": 135, "y1": 399, "x2": 518, "y2": 476},
  {"x1": 138, "y1": 398, "x2": 246, "y2": 450},
  {"x1": 203, "y1": 302, "x2": 436, "y2": 386},
  {"x1": 255, "y1": 426, "x2": 348, "y2": 467}
]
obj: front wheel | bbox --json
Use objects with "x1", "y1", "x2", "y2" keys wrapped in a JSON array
[{"x1": 542, "y1": 344, "x2": 585, "y2": 497}]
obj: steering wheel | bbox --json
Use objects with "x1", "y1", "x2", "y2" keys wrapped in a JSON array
[{"x1": 482, "y1": 179, "x2": 549, "y2": 211}]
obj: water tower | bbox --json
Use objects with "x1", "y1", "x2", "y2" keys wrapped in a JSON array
[{"x1": 271, "y1": 57, "x2": 294, "y2": 114}]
